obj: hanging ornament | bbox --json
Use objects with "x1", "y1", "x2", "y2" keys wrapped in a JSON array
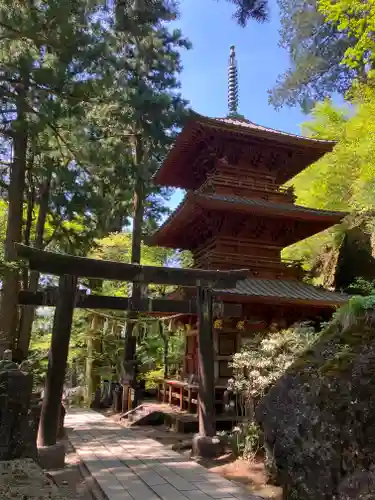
[
  {"x1": 214, "y1": 319, "x2": 223, "y2": 329},
  {"x1": 120, "y1": 325, "x2": 126, "y2": 339}
]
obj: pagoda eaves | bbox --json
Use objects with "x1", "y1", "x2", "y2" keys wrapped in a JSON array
[
  {"x1": 150, "y1": 48, "x2": 345, "y2": 308},
  {"x1": 171, "y1": 276, "x2": 347, "y2": 308},
  {"x1": 150, "y1": 192, "x2": 346, "y2": 250},
  {"x1": 153, "y1": 114, "x2": 335, "y2": 190},
  {"x1": 150, "y1": 112, "x2": 345, "y2": 282}
]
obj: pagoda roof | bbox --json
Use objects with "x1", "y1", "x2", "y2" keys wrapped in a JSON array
[
  {"x1": 153, "y1": 114, "x2": 335, "y2": 189},
  {"x1": 199, "y1": 193, "x2": 345, "y2": 220},
  {"x1": 214, "y1": 277, "x2": 348, "y2": 307},
  {"x1": 150, "y1": 192, "x2": 346, "y2": 248},
  {"x1": 170, "y1": 277, "x2": 348, "y2": 308},
  {"x1": 213, "y1": 116, "x2": 333, "y2": 144}
]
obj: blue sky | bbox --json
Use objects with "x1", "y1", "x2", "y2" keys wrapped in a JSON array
[{"x1": 168, "y1": 0, "x2": 306, "y2": 209}]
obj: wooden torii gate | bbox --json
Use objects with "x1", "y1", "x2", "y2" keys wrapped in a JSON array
[{"x1": 15, "y1": 244, "x2": 247, "y2": 456}]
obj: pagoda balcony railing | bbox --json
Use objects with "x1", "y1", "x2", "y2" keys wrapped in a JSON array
[
  {"x1": 198, "y1": 175, "x2": 296, "y2": 204},
  {"x1": 194, "y1": 253, "x2": 306, "y2": 280}
]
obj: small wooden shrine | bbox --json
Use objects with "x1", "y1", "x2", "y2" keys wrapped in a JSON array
[{"x1": 150, "y1": 46, "x2": 347, "y2": 418}]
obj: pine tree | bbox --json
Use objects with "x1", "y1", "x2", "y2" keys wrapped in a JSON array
[
  {"x1": 108, "y1": 0, "x2": 191, "y2": 408},
  {"x1": 224, "y1": 0, "x2": 269, "y2": 25},
  {"x1": 0, "y1": 0, "x2": 113, "y2": 354},
  {"x1": 0, "y1": 0, "x2": 271, "y2": 361},
  {"x1": 269, "y1": 0, "x2": 361, "y2": 111}
]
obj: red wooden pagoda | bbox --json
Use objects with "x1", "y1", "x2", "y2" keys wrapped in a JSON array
[{"x1": 150, "y1": 47, "x2": 347, "y2": 419}]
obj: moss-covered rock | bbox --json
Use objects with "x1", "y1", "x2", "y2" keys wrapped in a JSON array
[
  {"x1": 256, "y1": 308, "x2": 375, "y2": 500},
  {"x1": 337, "y1": 465, "x2": 375, "y2": 499},
  {"x1": 312, "y1": 215, "x2": 375, "y2": 293}
]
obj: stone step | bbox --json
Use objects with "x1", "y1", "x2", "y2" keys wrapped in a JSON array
[{"x1": 128, "y1": 408, "x2": 165, "y2": 426}]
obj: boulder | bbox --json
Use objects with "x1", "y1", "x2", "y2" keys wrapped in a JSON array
[
  {"x1": 311, "y1": 215, "x2": 375, "y2": 294},
  {"x1": 256, "y1": 312, "x2": 375, "y2": 500},
  {"x1": 337, "y1": 465, "x2": 375, "y2": 500}
]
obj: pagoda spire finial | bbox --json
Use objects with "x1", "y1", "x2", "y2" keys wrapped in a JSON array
[{"x1": 228, "y1": 45, "x2": 239, "y2": 116}]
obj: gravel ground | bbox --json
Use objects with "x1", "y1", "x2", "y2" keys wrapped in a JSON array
[
  {"x1": 0, "y1": 458, "x2": 73, "y2": 500},
  {"x1": 0, "y1": 438, "x2": 100, "y2": 500}
]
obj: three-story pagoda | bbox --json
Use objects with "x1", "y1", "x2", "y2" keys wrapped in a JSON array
[{"x1": 150, "y1": 47, "x2": 347, "y2": 415}]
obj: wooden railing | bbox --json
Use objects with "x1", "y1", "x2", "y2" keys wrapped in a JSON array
[
  {"x1": 194, "y1": 252, "x2": 306, "y2": 280},
  {"x1": 157, "y1": 379, "x2": 229, "y2": 415},
  {"x1": 198, "y1": 174, "x2": 296, "y2": 204},
  {"x1": 156, "y1": 379, "x2": 255, "y2": 419}
]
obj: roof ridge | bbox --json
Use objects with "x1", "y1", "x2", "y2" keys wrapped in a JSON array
[{"x1": 204, "y1": 115, "x2": 336, "y2": 145}]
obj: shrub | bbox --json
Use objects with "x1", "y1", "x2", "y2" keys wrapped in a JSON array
[
  {"x1": 226, "y1": 422, "x2": 263, "y2": 461},
  {"x1": 228, "y1": 322, "x2": 319, "y2": 400},
  {"x1": 143, "y1": 367, "x2": 165, "y2": 391},
  {"x1": 225, "y1": 322, "x2": 319, "y2": 462}
]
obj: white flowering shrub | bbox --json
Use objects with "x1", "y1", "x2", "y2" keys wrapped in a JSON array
[
  {"x1": 228, "y1": 322, "x2": 319, "y2": 400},
  {"x1": 224, "y1": 323, "x2": 319, "y2": 461}
]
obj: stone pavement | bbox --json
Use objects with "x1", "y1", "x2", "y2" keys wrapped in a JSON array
[{"x1": 66, "y1": 408, "x2": 262, "y2": 500}]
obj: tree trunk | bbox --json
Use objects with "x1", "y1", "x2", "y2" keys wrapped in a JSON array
[
  {"x1": 0, "y1": 71, "x2": 29, "y2": 356},
  {"x1": 130, "y1": 164, "x2": 144, "y2": 265},
  {"x1": 87, "y1": 279, "x2": 103, "y2": 406},
  {"x1": 159, "y1": 321, "x2": 169, "y2": 379},
  {"x1": 21, "y1": 165, "x2": 35, "y2": 290},
  {"x1": 85, "y1": 314, "x2": 102, "y2": 408},
  {"x1": 85, "y1": 315, "x2": 94, "y2": 406},
  {"x1": 71, "y1": 358, "x2": 78, "y2": 387},
  {"x1": 17, "y1": 169, "x2": 52, "y2": 359},
  {"x1": 122, "y1": 136, "x2": 144, "y2": 411}
]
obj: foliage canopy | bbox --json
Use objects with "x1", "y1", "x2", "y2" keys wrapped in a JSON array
[{"x1": 319, "y1": 0, "x2": 375, "y2": 77}]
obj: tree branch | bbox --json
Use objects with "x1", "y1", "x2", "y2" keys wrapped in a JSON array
[{"x1": 0, "y1": 21, "x2": 53, "y2": 47}]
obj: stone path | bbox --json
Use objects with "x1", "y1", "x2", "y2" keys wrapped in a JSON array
[{"x1": 66, "y1": 408, "x2": 261, "y2": 500}]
